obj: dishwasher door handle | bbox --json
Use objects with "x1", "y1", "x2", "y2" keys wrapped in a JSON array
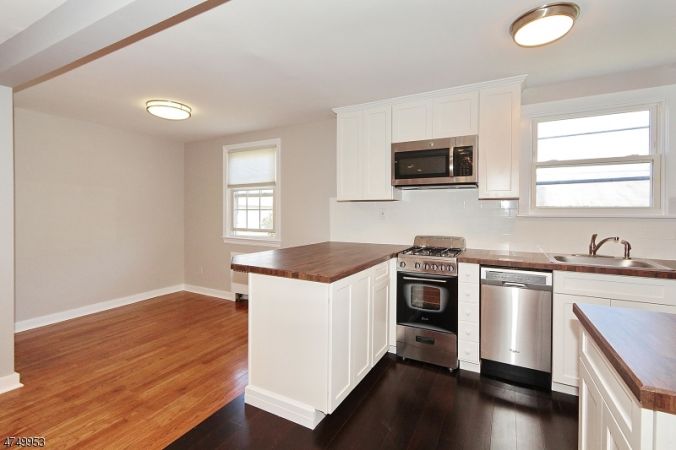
[{"x1": 502, "y1": 282, "x2": 528, "y2": 288}]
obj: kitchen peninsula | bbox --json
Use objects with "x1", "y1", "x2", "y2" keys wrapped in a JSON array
[
  {"x1": 574, "y1": 304, "x2": 676, "y2": 449},
  {"x1": 231, "y1": 241, "x2": 408, "y2": 429}
]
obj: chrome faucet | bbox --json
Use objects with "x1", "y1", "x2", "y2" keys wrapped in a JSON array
[{"x1": 588, "y1": 233, "x2": 620, "y2": 256}]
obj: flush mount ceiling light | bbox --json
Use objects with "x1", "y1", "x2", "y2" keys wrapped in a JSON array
[
  {"x1": 145, "y1": 99, "x2": 192, "y2": 120},
  {"x1": 510, "y1": 3, "x2": 580, "y2": 47}
]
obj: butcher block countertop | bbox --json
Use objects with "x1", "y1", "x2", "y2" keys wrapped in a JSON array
[
  {"x1": 574, "y1": 304, "x2": 676, "y2": 414},
  {"x1": 459, "y1": 248, "x2": 676, "y2": 279},
  {"x1": 231, "y1": 241, "x2": 409, "y2": 283}
]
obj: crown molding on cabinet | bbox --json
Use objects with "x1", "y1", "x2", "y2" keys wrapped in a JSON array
[{"x1": 332, "y1": 75, "x2": 528, "y2": 114}]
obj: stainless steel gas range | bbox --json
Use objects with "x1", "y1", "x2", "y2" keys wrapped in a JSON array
[{"x1": 396, "y1": 235, "x2": 465, "y2": 370}]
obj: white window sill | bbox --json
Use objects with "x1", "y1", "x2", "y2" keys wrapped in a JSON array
[{"x1": 222, "y1": 236, "x2": 282, "y2": 247}]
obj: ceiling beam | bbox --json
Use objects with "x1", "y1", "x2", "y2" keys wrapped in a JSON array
[{"x1": 0, "y1": 0, "x2": 229, "y2": 91}]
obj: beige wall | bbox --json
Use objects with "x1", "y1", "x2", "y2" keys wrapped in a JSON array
[
  {"x1": 0, "y1": 86, "x2": 15, "y2": 379},
  {"x1": 184, "y1": 118, "x2": 336, "y2": 292},
  {"x1": 14, "y1": 109, "x2": 185, "y2": 322}
]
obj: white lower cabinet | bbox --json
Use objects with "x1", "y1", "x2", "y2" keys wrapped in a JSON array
[
  {"x1": 328, "y1": 260, "x2": 393, "y2": 412},
  {"x1": 552, "y1": 271, "x2": 676, "y2": 392},
  {"x1": 553, "y1": 293, "x2": 610, "y2": 388},
  {"x1": 246, "y1": 259, "x2": 394, "y2": 429},
  {"x1": 579, "y1": 328, "x2": 676, "y2": 450},
  {"x1": 371, "y1": 271, "x2": 390, "y2": 364},
  {"x1": 458, "y1": 263, "x2": 480, "y2": 372},
  {"x1": 329, "y1": 269, "x2": 372, "y2": 409}
]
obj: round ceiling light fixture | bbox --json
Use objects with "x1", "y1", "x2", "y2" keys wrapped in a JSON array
[
  {"x1": 510, "y1": 3, "x2": 580, "y2": 47},
  {"x1": 145, "y1": 99, "x2": 192, "y2": 120}
]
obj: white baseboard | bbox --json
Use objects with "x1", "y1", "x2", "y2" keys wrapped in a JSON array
[
  {"x1": 14, "y1": 284, "x2": 184, "y2": 333},
  {"x1": 0, "y1": 372, "x2": 23, "y2": 395},
  {"x1": 244, "y1": 385, "x2": 325, "y2": 430},
  {"x1": 183, "y1": 284, "x2": 235, "y2": 301},
  {"x1": 459, "y1": 360, "x2": 481, "y2": 373},
  {"x1": 552, "y1": 381, "x2": 579, "y2": 396}
]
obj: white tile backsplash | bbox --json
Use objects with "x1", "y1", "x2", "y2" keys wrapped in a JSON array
[{"x1": 330, "y1": 189, "x2": 676, "y2": 259}]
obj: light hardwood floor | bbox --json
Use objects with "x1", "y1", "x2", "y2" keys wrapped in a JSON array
[{"x1": 0, "y1": 291, "x2": 248, "y2": 449}]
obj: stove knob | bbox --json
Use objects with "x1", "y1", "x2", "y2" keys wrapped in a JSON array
[
  {"x1": 399, "y1": 261, "x2": 406, "y2": 268},
  {"x1": 423, "y1": 264, "x2": 429, "y2": 270},
  {"x1": 414, "y1": 262, "x2": 421, "y2": 269},
  {"x1": 448, "y1": 265, "x2": 455, "y2": 272}
]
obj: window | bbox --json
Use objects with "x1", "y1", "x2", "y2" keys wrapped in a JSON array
[
  {"x1": 223, "y1": 139, "x2": 280, "y2": 244},
  {"x1": 531, "y1": 106, "x2": 661, "y2": 212}
]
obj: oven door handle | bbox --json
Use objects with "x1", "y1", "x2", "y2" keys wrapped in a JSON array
[{"x1": 402, "y1": 276, "x2": 447, "y2": 284}]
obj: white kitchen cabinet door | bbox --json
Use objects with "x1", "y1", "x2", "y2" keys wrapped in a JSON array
[
  {"x1": 602, "y1": 405, "x2": 632, "y2": 450},
  {"x1": 579, "y1": 362, "x2": 604, "y2": 450},
  {"x1": 478, "y1": 83, "x2": 521, "y2": 199},
  {"x1": 552, "y1": 293, "x2": 610, "y2": 387},
  {"x1": 392, "y1": 100, "x2": 429, "y2": 143},
  {"x1": 350, "y1": 272, "x2": 372, "y2": 385},
  {"x1": 329, "y1": 282, "x2": 352, "y2": 411},
  {"x1": 362, "y1": 106, "x2": 395, "y2": 200},
  {"x1": 336, "y1": 111, "x2": 363, "y2": 201},
  {"x1": 431, "y1": 92, "x2": 478, "y2": 139},
  {"x1": 370, "y1": 273, "x2": 389, "y2": 365},
  {"x1": 336, "y1": 108, "x2": 399, "y2": 201}
]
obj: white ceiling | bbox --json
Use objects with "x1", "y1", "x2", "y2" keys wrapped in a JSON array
[
  {"x1": 0, "y1": 0, "x2": 68, "y2": 45},
  {"x1": 13, "y1": 0, "x2": 676, "y2": 143}
]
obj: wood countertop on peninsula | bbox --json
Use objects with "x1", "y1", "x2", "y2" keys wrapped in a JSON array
[
  {"x1": 230, "y1": 241, "x2": 409, "y2": 283},
  {"x1": 459, "y1": 248, "x2": 676, "y2": 279},
  {"x1": 573, "y1": 304, "x2": 676, "y2": 414}
]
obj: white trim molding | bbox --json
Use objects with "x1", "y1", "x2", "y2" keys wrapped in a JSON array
[
  {"x1": 0, "y1": 372, "x2": 22, "y2": 395},
  {"x1": 244, "y1": 385, "x2": 325, "y2": 430},
  {"x1": 15, "y1": 284, "x2": 185, "y2": 332},
  {"x1": 333, "y1": 74, "x2": 527, "y2": 113},
  {"x1": 183, "y1": 284, "x2": 235, "y2": 301}
]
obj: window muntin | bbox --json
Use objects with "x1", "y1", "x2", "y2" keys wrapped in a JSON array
[
  {"x1": 224, "y1": 141, "x2": 279, "y2": 242},
  {"x1": 533, "y1": 107, "x2": 658, "y2": 210}
]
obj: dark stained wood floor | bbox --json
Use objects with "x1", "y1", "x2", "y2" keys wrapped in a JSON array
[{"x1": 169, "y1": 355, "x2": 579, "y2": 450}]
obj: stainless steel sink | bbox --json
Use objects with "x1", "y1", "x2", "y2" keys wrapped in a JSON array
[{"x1": 548, "y1": 254, "x2": 674, "y2": 270}]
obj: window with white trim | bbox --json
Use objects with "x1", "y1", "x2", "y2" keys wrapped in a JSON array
[
  {"x1": 224, "y1": 139, "x2": 280, "y2": 243},
  {"x1": 532, "y1": 106, "x2": 661, "y2": 211}
]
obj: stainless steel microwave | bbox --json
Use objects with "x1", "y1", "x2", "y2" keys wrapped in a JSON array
[{"x1": 391, "y1": 135, "x2": 478, "y2": 188}]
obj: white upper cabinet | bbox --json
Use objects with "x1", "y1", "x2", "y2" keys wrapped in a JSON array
[
  {"x1": 431, "y1": 92, "x2": 479, "y2": 139},
  {"x1": 392, "y1": 100, "x2": 429, "y2": 142},
  {"x1": 336, "y1": 111, "x2": 362, "y2": 201},
  {"x1": 336, "y1": 106, "x2": 400, "y2": 201},
  {"x1": 392, "y1": 92, "x2": 478, "y2": 143},
  {"x1": 478, "y1": 82, "x2": 522, "y2": 199},
  {"x1": 335, "y1": 76, "x2": 525, "y2": 201}
]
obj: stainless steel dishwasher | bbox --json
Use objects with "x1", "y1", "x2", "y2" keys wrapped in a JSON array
[{"x1": 480, "y1": 267, "x2": 553, "y2": 389}]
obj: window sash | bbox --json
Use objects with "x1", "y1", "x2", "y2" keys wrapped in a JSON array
[
  {"x1": 231, "y1": 187, "x2": 276, "y2": 234},
  {"x1": 531, "y1": 105, "x2": 660, "y2": 212}
]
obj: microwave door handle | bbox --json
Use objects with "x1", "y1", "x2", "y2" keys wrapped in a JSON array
[
  {"x1": 448, "y1": 147, "x2": 454, "y2": 177},
  {"x1": 402, "y1": 276, "x2": 447, "y2": 284}
]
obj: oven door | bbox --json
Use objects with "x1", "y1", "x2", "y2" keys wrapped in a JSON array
[{"x1": 397, "y1": 271, "x2": 458, "y2": 333}]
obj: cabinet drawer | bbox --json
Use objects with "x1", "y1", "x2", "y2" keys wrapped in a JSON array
[
  {"x1": 458, "y1": 321, "x2": 480, "y2": 343},
  {"x1": 458, "y1": 282, "x2": 479, "y2": 303},
  {"x1": 458, "y1": 340, "x2": 480, "y2": 364},
  {"x1": 554, "y1": 270, "x2": 676, "y2": 306},
  {"x1": 458, "y1": 263, "x2": 479, "y2": 284},
  {"x1": 459, "y1": 301, "x2": 479, "y2": 324}
]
